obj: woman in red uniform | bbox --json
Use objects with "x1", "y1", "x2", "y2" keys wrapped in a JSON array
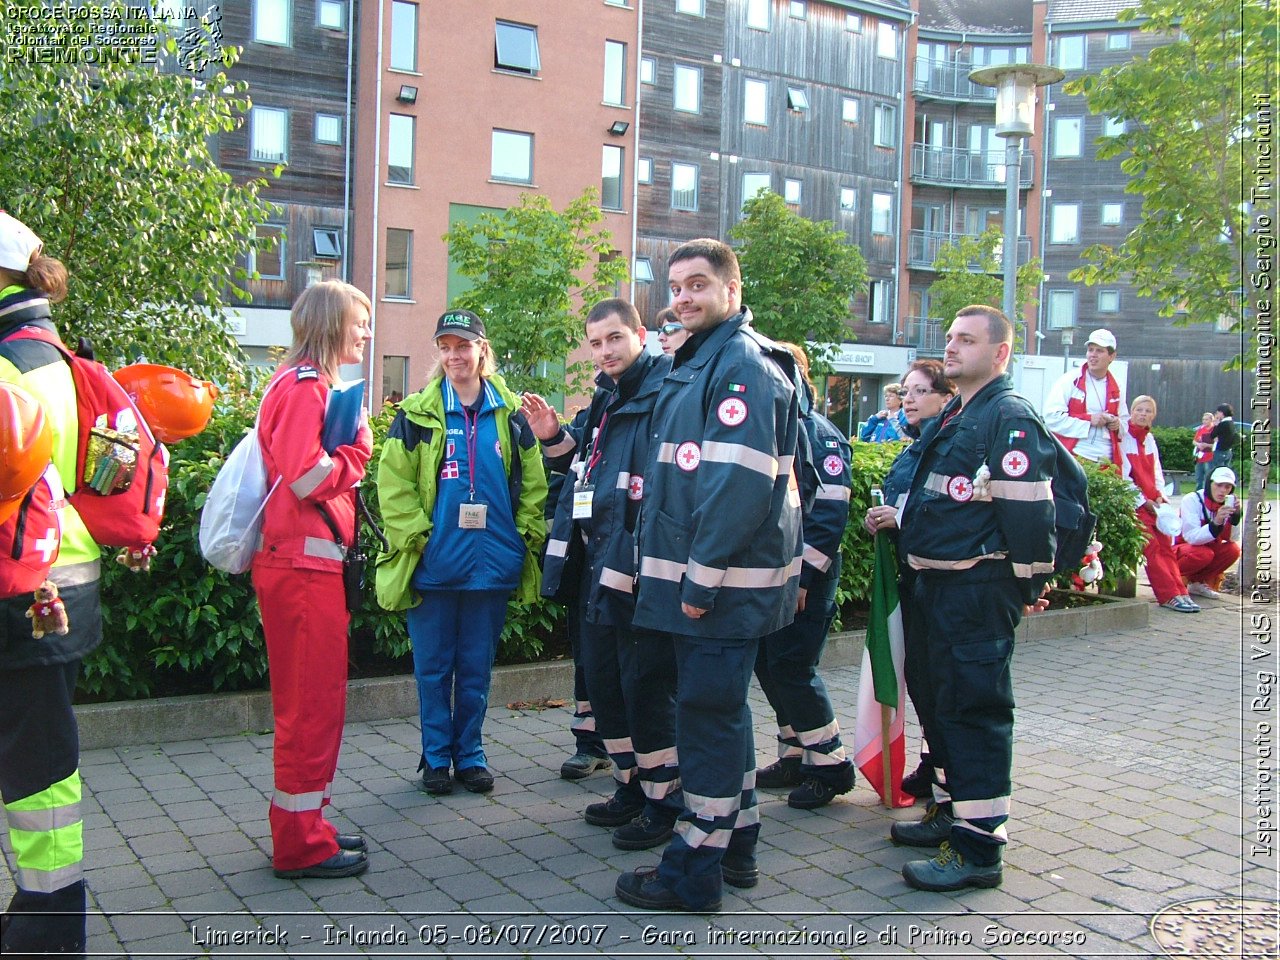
[{"x1": 252, "y1": 281, "x2": 373, "y2": 879}]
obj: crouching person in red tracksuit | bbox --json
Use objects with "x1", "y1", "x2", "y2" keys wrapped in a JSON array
[
  {"x1": 252, "y1": 281, "x2": 373, "y2": 879},
  {"x1": 1175, "y1": 466, "x2": 1242, "y2": 598}
]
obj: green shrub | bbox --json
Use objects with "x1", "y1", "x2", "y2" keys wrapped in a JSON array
[
  {"x1": 837, "y1": 441, "x2": 908, "y2": 614},
  {"x1": 1053, "y1": 457, "x2": 1146, "y2": 594},
  {"x1": 1150, "y1": 425, "x2": 1197, "y2": 474}
]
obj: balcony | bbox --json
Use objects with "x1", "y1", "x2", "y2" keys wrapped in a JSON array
[
  {"x1": 904, "y1": 316, "x2": 945, "y2": 356},
  {"x1": 913, "y1": 59, "x2": 997, "y2": 103},
  {"x1": 907, "y1": 230, "x2": 1033, "y2": 271},
  {"x1": 910, "y1": 144, "x2": 1034, "y2": 189}
]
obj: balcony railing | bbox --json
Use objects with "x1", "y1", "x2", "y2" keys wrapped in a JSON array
[
  {"x1": 912, "y1": 59, "x2": 997, "y2": 102},
  {"x1": 904, "y1": 316, "x2": 946, "y2": 355},
  {"x1": 907, "y1": 230, "x2": 1033, "y2": 270},
  {"x1": 910, "y1": 144, "x2": 1034, "y2": 189}
]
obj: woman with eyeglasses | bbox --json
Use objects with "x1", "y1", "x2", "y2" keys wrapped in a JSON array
[
  {"x1": 654, "y1": 307, "x2": 689, "y2": 356},
  {"x1": 863, "y1": 359, "x2": 955, "y2": 808}
]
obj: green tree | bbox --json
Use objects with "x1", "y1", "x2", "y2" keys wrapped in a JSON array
[
  {"x1": 1064, "y1": 0, "x2": 1271, "y2": 585},
  {"x1": 443, "y1": 189, "x2": 630, "y2": 397},
  {"x1": 0, "y1": 2, "x2": 277, "y2": 385},
  {"x1": 926, "y1": 227, "x2": 1043, "y2": 347},
  {"x1": 728, "y1": 190, "x2": 868, "y2": 369}
]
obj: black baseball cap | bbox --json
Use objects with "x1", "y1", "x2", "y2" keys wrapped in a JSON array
[{"x1": 434, "y1": 309, "x2": 486, "y2": 341}]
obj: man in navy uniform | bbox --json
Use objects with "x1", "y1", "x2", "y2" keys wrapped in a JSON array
[{"x1": 892, "y1": 304, "x2": 1056, "y2": 892}]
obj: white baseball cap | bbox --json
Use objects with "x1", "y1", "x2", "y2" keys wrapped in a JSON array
[
  {"x1": 1209, "y1": 466, "x2": 1237, "y2": 487},
  {"x1": 0, "y1": 212, "x2": 42, "y2": 273},
  {"x1": 1086, "y1": 328, "x2": 1117, "y2": 351}
]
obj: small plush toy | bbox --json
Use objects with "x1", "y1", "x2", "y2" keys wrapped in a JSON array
[
  {"x1": 27, "y1": 580, "x2": 70, "y2": 639},
  {"x1": 116, "y1": 544, "x2": 157, "y2": 573},
  {"x1": 1072, "y1": 540, "x2": 1104, "y2": 591}
]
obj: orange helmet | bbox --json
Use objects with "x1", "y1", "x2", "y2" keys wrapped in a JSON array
[
  {"x1": 113, "y1": 364, "x2": 219, "y2": 444},
  {"x1": 0, "y1": 383, "x2": 54, "y2": 525}
]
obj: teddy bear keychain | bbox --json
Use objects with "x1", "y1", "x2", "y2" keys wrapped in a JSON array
[{"x1": 27, "y1": 579, "x2": 70, "y2": 639}]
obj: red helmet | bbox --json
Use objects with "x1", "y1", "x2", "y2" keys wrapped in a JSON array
[
  {"x1": 0, "y1": 383, "x2": 54, "y2": 524},
  {"x1": 113, "y1": 364, "x2": 219, "y2": 444}
]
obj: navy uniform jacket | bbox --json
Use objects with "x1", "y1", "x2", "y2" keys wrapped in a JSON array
[
  {"x1": 541, "y1": 351, "x2": 671, "y2": 627},
  {"x1": 796, "y1": 380, "x2": 852, "y2": 588},
  {"x1": 632, "y1": 310, "x2": 803, "y2": 640},
  {"x1": 898, "y1": 374, "x2": 1056, "y2": 605}
]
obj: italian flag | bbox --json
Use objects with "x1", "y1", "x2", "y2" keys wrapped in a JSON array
[{"x1": 853, "y1": 532, "x2": 914, "y2": 808}]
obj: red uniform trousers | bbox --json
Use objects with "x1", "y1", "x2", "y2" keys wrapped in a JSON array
[
  {"x1": 1174, "y1": 539, "x2": 1240, "y2": 589},
  {"x1": 252, "y1": 565, "x2": 349, "y2": 871},
  {"x1": 1136, "y1": 510, "x2": 1185, "y2": 603}
]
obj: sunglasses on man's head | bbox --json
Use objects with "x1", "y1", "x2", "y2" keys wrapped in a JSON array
[{"x1": 659, "y1": 322, "x2": 684, "y2": 336}]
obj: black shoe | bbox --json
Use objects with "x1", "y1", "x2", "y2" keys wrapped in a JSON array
[
  {"x1": 420, "y1": 766, "x2": 453, "y2": 795},
  {"x1": 612, "y1": 814, "x2": 674, "y2": 850},
  {"x1": 584, "y1": 792, "x2": 646, "y2": 827},
  {"x1": 788, "y1": 774, "x2": 853, "y2": 810},
  {"x1": 274, "y1": 850, "x2": 369, "y2": 879},
  {"x1": 890, "y1": 801, "x2": 955, "y2": 847},
  {"x1": 615, "y1": 867, "x2": 720, "y2": 912},
  {"x1": 561, "y1": 752, "x2": 613, "y2": 780},
  {"x1": 755, "y1": 757, "x2": 803, "y2": 788},
  {"x1": 456, "y1": 766, "x2": 495, "y2": 793},
  {"x1": 900, "y1": 758, "x2": 935, "y2": 800},
  {"x1": 721, "y1": 853, "x2": 759, "y2": 889},
  {"x1": 335, "y1": 834, "x2": 367, "y2": 852}
]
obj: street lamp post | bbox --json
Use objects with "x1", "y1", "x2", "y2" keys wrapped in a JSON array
[{"x1": 968, "y1": 63, "x2": 1064, "y2": 333}]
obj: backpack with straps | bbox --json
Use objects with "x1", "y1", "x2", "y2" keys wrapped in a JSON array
[
  {"x1": 0, "y1": 465, "x2": 64, "y2": 598},
  {"x1": 6, "y1": 328, "x2": 169, "y2": 549}
]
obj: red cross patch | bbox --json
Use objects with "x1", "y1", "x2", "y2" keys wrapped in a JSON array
[
  {"x1": 440, "y1": 460, "x2": 459, "y2": 480},
  {"x1": 1001, "y1": 450, "x2": 1030, "y2": 477},
  {"x1": 823, "y1": 455, "x2": 843, "y2": 477},
  {"x1": 676, "y1": 441, "x2": 701, "y2": 472},
  {"x1": 627, "y1": 474, "x2": 644, "y2": 500},
  {"x1": 947, "y1": 475, "x2": 973, "y2": 502},
  {"x1": 717, "y1": 397, "x2": 748, "y2": 427}
]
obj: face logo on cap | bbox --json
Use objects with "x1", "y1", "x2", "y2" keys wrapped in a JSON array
[
  {"x1": 717, "y1": 397, "x2": 748, "y2": 427},
  {"x1": 441, "y1": 312, "x2": 470, "y2": 327},
  {"x1": 676, "y1": 441, "x2": 701, "y2": 472},
  {"x1": 947, "y1": 475, "x2": 973, "y2": 502},
  {"x1": 823, "y1": 455, "x2": 843, "y2": 477},
  {"x1": 1001, "y1": 450, "x2": 1030, "y2": 478}
]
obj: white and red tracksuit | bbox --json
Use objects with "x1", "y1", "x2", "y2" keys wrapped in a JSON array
[
  {"x1": 1175, "y1": 490, "x2": 1241, "y2": 590},
  {"x1": 251, "y1": 363, "x2": 371, "y2": 871},
  {"x1": 1119, "y1": 423, "x2": 1183, "y2": 604}
]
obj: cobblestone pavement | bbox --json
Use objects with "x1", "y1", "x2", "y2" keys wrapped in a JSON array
[{"x1": 1, "y1": 592, "x2": 1272, "y2": 958}]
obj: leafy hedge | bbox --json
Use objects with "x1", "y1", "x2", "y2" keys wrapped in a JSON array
[{"x1": 1151, "y1": 424, "x2": 1274, "y2": 485}]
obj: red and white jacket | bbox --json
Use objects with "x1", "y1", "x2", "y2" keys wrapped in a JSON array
[
  {"x1": 1178, "y1": 489, "x2": 1241, "y2": 546},
  {"x1": 1043, "y1": 364, "x2": 1126, "y2": 464},
  {"x1": 1119, "y1": 422, "x2": 1165, "y2": 510}
]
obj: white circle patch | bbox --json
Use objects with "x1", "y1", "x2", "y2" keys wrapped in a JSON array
[
  {"x1": 627, "y1": 474, "x2": 644, "y2": 500},
  {"x1": 948, "y1": 475, "x2": 974, "y2": 502},
  {"x1": 717, "y1": 397, "x2": 748, "y2": 427},
  {"x1": 1001, "y1": 450, "x2": 1030, "y2": 478},
  {"x1": 675, "y1": 441, "x2": 701, "y2": 472},
  {"x1": 823, "y1": 455, "x2": 843, "y2": 477},
  {"x1": 494, "y1": 440, "x2": 503, "y2": 456}
]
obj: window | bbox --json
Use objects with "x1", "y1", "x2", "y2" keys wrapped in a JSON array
[
  {"x1": 495, "y1": 20, "x2": 540, "y2": 75},
  {"x1": 1046, "y1": 290, "x2": 1077, "y2": 328},
  {"x1": 385, "y1": 229, "x2": 412, "y2": 299},
  {"x1": 390, "y1": 1, "x2": 417, "y2": 71},
  {"x1": 638, "y1": 157, "x2": 653, "y2": 183},
  {"x1": 317, "y1": 0, "x2": 344, "y2": 30},
  {"x1": 876, "y1": 21, "x2": 897, "y2": 59},
  {"x1": 744, "y1": 79, "x2": 768, "y2": 125},
  {"x1": 786, "y1": 87, "x2": 809, "y2": 112},
  {"x1": 1056, "y1": 35, "x2": 1085, "y2": 70},
  {"x1": 634, "y1": 257, "x2": 653, "y2": 282},
  {"x1": 873, "y1": 103, "x2": 896, "y2": 147},
  {"x1": 746, "y1": 0, "x2": 770, "y2": 30},
  {"x1": 868, "y1": 279, "x2": 892, "y2": 324},
  {"x1": 840, "y1": 187, "x2": 856, "y2": 211},
  {"x1": 253, "y1": 0, "x2": 289, "y2": 45},
  {"x1": 250, "y1": 224, "x2": 285, "y2": 279},
  {"x1": 673, "y1": 64, "x2": 701, "y2": 113},
  {"x1": 314, "y1": 113, "x2": 341, "y2": 145},
  {"x1": 671, "y1": 162, "x2": 698, "y2": 211},
  {"x1": 1050, "y1": 203, "x2": 1080, "y2": 243},
  {"x1": 1107, "y1": 32, "x2": 1130, "y2": 50},
  {"x1": 601, "y1": 145, "x2": 624, "y2": 210},
  {"x1": 1097, "y1": 290, "x2": 1121, "y2": 313},
  {"x1": 1053, "y1": 117, "x2": 1082, "y2": 157},
  {"x1": 1101, "y1": 202, "x2": 1124, "y2": 225},
  {"x1": 845, "y1": 12, "x2": 862, "y2": 32},
  {"x1": 382, "y1": 356, "x2": 409, "y2": 406},
  {"x1": 1103, "y1": 116, "x2": 1126, "y2": 137},
  {"x1": 742, "y1": 172, "x2": 771, "y2": 208},
  {"x1": 387, "y1": 114, "x2": 415, "y2": 184},
  {"x1": 604, "y1": 40, "x2": 627, "y2": 106},
  {"x1": 313, "y1": 228, "x2": 341, "y2": 260},
  {"x1": 871, "y1": 192, "x2": 893, "y2": 234},
  {"x1": 784, "y1": 178, "x2": 802, "y2": 204},
  {"x1": 675, "y1": 0, "x2": 704, "y2": 15},
  {"x1": 842, "y1": 97, "x2": 858, "y2": 123},
  {"x1": 640, "y1": 56, "x2": 656, "y2": 84},
  {"x1": 789, "y1": 1, "x2": 806, "y2": 19},
  {"x1": 491, "y1": 129, "x2": 533, "y2": 182},
  {"x1": 250, "y1": 106, "x2": 288, "y2": 163}
]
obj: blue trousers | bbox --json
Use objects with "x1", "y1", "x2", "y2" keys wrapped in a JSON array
[
  {"x1": 568, "y1": 598, "x2": 608, "y2": 759},
  {"x1": 407, "y1": 589, "x2": 510, "y2": 771},
  {"x1": 657, "y1": 636, "x2": 759, "y2": 910}
]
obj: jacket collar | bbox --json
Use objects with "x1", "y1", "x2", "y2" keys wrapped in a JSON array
[
  {"x1": 670, "y1": 308, "x2": 752, "y2": 376},
  {"x1": 0, "y1": 286, "x2": 53, "y2": 337}
]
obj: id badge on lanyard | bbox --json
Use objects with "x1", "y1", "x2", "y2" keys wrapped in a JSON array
[
  {"x1": 572, "y1": 483, "x2": 595, "y2": 520},
  {"x1": 458, "y1": 404, "x2": 489, "y2": 530}
]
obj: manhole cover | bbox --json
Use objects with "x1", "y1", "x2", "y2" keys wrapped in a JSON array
[{"x1": 1150, "y1": 898, "x2": 1278, "y2": 958}]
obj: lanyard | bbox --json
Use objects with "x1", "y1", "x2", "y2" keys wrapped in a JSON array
[
  {"x1": 463, "y1": 405, "x2": 480, "y2": 502},
  {"x1": 583, "y1": 409, "x2": 611, "y2": 484}
]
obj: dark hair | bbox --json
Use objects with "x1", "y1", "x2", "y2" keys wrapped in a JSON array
[
  {"x1": 903, "y1": 358, "x2": 956, "y2": 397},
  {"x1": 775, "y1": 341, "x2": 812, "y2": 392},
  {"x1": 586, "y1": 297, "x2": 641, "y2": 331},
  {"x1": 668, "y1": 238, "x2": 741, "y2": 285},
  {"x1": 3, "y1": 254, "x2": 69, "y2": 303},
  {"x1": 654, "y1": 306, "x2": 678, "y2": 327},
  {"x1": 955, "y1": 303, "x2": 1013, "y2": 345},
  {"x1": 1217, "y1": 403, "x2": 1234, "y2": 417}
]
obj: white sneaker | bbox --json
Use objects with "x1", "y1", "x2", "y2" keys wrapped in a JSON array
[
  {"x1": 1162, "y1": 596, "x2": 1200, "y2": 613},
  {"x1": 1187, "y1": 582, "x2": 1221, "y2": 599}
]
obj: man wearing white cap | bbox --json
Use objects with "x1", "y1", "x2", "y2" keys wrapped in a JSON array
[
  {"x1": 1175, "y1": 467, "x2": 1242, "y2": 598},
  {"x1": 1043, "y1": 329, "x2": 1127, "y2": 465}
]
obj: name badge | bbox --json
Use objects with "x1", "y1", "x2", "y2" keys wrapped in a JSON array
[
  {"x1": 572, "y1": 484, "x2": 595, "y2": 520},
  {"x1": 459, "y1": 502, "x2": 488, "y2": 530}
]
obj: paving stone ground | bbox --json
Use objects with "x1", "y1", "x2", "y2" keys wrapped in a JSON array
[{"x1": 1, "y1": 586, "x2": 1272, "y2": 958}]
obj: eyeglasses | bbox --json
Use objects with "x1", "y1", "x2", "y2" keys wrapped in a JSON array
[
  {"x1": 902, "y1": 386, "x2": 944, "y2": 398},
  {"x1": 659, "y1": 322, "x2": 684, "y2": 336}
]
